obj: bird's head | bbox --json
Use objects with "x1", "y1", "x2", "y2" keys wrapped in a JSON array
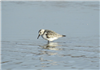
[{"x1": 37, "y1": 29, "x2": 45, "y2": 39}]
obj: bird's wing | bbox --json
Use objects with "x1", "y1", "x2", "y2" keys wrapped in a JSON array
[{"x1": 46, "y1": 30, "x2": 61, "y2": 38}]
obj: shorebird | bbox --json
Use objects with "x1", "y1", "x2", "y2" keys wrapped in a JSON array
[{"x1": 37, "y1": 29, "x2": 66, "y2": 43}]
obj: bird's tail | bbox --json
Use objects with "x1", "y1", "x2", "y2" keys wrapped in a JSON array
[{"x1": 62, "y1": 35, "x2": 66, "y2": 37}]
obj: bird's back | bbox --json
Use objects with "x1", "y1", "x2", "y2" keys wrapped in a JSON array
[{"x1": 45, "y1": 30, "x2": 62, "y2": 38}]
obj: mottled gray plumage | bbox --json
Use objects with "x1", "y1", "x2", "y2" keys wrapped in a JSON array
[{"x1": 44, "y1": 30, "x2": 63, "y2": 38}]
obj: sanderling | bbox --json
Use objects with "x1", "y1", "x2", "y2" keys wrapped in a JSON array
[{"x1": 37, "y1": 29, "x2": 66, "y2": 43}]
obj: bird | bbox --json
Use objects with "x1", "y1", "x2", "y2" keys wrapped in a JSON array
[{"x1": 37, "y1": 29, "x2": 66, "y2": 43}]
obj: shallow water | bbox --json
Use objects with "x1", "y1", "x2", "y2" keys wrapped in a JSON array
[{"x1": 1, "y1": 1, "x2": 100, "y2": 70}]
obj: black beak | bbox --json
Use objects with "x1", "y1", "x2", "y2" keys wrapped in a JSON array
[{"x1": 37, "y1": 34, "x2": 40, "y2": 39}]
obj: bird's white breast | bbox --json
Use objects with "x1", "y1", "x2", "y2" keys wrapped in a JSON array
[{"x1": 42, "y1": 34, "x2": 58, "y2": 41}]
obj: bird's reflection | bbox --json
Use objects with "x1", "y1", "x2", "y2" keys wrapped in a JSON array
[{"x1": 39, "y1": 42, "x2": 63, "y2": 50}]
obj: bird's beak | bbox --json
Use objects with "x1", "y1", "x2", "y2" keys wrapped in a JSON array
[{"x1": 37, "y1": 34, "x2": 40, "y2": 39}]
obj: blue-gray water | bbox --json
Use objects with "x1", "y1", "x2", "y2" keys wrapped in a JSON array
[{"x1": 1, "y1": 1, "x2": 100, "y2": 70}]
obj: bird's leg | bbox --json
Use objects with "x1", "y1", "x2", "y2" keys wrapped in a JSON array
[{"x1": 48, "y1": 41, "x2": 50, "y2": 44}]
